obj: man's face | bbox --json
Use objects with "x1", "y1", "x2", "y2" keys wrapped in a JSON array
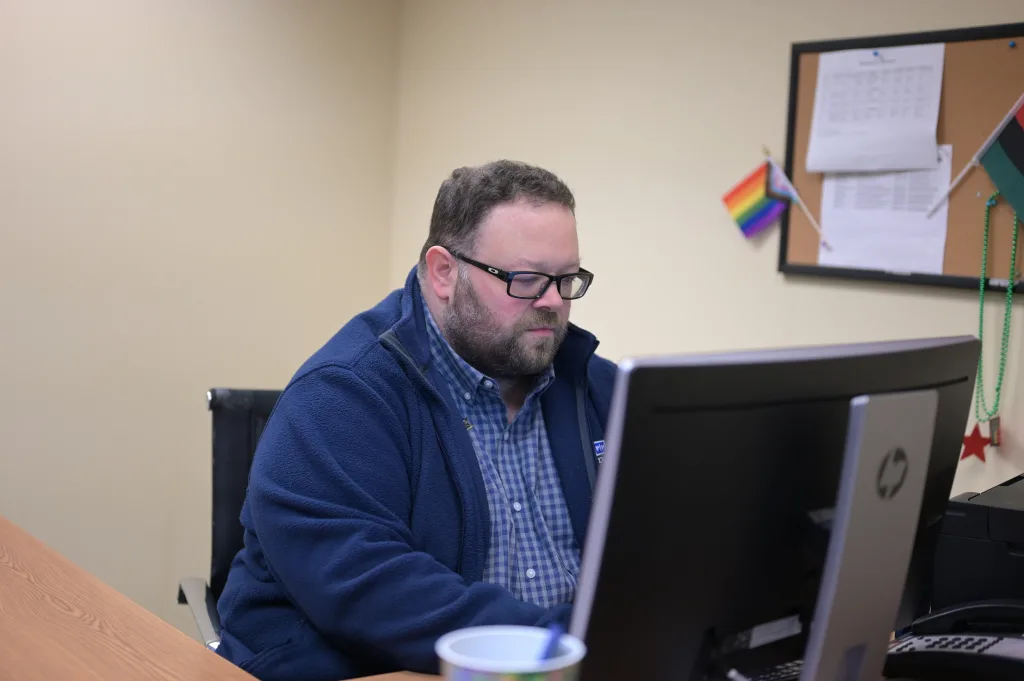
[{"x1": 442, "y1": 199, "x2": 580, "y2": 379}]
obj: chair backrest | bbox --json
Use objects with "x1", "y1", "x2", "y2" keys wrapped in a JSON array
[{"x1": 208, "y1": 388, "x2": 282, "y2": 603}]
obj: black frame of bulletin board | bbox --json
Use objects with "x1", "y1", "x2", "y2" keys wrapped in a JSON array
[{"x1": 777, "y1": 20, "x2": 1024, "y2": 294}]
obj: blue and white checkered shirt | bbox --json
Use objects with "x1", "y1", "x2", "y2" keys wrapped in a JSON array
[{"x1": 423, "y1": 301, "x2": 581, "y2": 608}]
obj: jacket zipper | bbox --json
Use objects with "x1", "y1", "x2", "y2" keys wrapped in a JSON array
[
  {"x1": 380, "y1": 330, "x2": 466, "y2": 574},
  {"x1": 576, "y1": 381, "x2": 597, "y2": 493},
  {"x1": 575, "y1": 342, "x2": 598, "y2": 493}
]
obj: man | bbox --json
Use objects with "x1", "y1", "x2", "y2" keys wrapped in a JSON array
[{"x1": 215, "y1": 160, "x2": 617, "y2": 681}]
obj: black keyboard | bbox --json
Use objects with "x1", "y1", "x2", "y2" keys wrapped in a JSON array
[
  {"x1": 750, "y1": 659, "x2": 803, "y2": 681},
  {"x1": 884, "y1": 633, "x2": 1024, "y2": 681},
  {"x1": 733, "y1": 634, "x2": 1024, "y2": 681},
  {"x1": 888, "y1": 633, "x2": 1003, "y2": 654}
]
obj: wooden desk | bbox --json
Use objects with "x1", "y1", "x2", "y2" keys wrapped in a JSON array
[{"x1": 0, "y1": 515, "x2": 256, "y2": 681}]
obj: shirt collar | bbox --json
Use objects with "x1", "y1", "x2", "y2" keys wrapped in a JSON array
[{"x1": 421, "y1": 293, "x2": 555, "y2": 400}]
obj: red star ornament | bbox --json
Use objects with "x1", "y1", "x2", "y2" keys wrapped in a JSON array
[{"x1": 961, "y1": 424, "x2": 991, "y2": 462}]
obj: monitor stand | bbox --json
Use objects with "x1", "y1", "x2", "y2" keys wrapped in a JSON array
[{"x1": 798, "y1": 389, "x2": 938, "y2": 681}]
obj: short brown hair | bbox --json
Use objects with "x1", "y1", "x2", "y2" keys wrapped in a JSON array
[{"x1": 418, "y1": 160, "x2": 576, "y2": 263}]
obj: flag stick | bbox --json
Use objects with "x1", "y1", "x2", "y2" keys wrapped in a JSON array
[
  {"x1": 926, "y1": 160, "x2": 977, "y2": 218},
  {"x1": 926, "y1": 91, "x2": 1024, "y2": 218},
  {"x1": 763, "y1": 147, "x2": 831, "y2": 251},
  {"x1": 792, "y1": 189, "x2": 832, "y2": 251}
]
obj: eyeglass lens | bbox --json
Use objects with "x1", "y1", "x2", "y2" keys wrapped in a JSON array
[{"x1": 508, "y1": 273, "x2": 588, "y2": 299}]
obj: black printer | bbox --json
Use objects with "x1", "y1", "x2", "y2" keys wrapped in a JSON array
[{"x1": 933, "y1": 473, "x2": 1024, "y2": 611}]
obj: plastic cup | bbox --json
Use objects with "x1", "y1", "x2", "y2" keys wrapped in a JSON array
[{"x1": 435, "y1": 625, "x2": 587, "y2": 681}]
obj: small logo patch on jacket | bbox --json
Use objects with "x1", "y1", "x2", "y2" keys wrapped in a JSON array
[{"x1": 594, "y1": 440, "x2": 605, "y2": 465}]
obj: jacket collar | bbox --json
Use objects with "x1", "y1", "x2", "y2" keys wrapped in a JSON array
[{"x1": 386, "y1": 266, "x2": 600, "y2": 383}]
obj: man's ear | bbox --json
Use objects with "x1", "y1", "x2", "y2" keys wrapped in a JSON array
[{"x1": 423, "y1": 246, "x2": 458, "y2": 303}]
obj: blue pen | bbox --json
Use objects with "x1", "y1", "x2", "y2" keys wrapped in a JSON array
[{"x1": 538, "y1": 623, "x2": 564, "y2": 661}]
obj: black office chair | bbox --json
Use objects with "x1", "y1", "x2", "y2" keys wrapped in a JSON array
[{"x1": 178, "y1": 388, "x2": 281, "y2": 650}]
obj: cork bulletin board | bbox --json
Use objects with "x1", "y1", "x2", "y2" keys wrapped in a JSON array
[{"x1": 779, "y1": 21, "x2": 1024, "y2": 292}]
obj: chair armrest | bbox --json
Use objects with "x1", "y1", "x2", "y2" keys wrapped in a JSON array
[{"x1": 177, "y1": 577, "x2": 222, "y2": 650}]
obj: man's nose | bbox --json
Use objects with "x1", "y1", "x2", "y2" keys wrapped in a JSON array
[{"x1": 534, "y1": 281, "x2": 565, "y2": 310}]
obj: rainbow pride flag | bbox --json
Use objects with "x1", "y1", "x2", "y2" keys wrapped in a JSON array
[{"x1": 722, "y1": 160, "x2": 793, "y2": 237}]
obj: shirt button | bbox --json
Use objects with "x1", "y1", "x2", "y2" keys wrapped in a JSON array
[
  {"x1": 503, "y1": 432, "x2": 510, "y2": 441},
  {"x1": 526, "y1": 568, "x2": 537, "y2": 579},
  {"x1": 483, "y1": 380, "x2": 494, "y2": 389},
  {"x1": 463, "y1": 391, "x2": 472, "y2": 401},
  {"x1": 513, "y1": 502, "x2": 522, "y2": 512}
]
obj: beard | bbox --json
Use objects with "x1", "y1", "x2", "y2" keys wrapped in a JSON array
[{"x1": 442, "y1": 272, "x2": 568, "y2": 379}]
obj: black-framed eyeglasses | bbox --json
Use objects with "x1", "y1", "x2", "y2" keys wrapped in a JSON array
[{"x1": 450, "y1": 251, "x2": 594, "y2": 300}]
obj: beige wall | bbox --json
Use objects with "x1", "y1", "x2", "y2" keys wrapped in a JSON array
[
  {"x1": 389, "y1": 1, "x2": 1024, "y2": 499},
  {"x1": 0, "y1": 0, "x2": 400, "y2": 634}
]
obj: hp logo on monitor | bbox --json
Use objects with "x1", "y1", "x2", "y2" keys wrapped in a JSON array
[{"x1": 877, "y1": 447, "x2": 909, "y2": 500}]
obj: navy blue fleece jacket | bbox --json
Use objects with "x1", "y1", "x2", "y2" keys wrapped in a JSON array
[{"x1": 214, "y1": 267, "x2": 617, "y2": 681}]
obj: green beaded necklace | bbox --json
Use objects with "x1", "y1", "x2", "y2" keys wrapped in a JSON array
[{"x1": 974, "y1": 191, "x2": 1020, "y2": 438}]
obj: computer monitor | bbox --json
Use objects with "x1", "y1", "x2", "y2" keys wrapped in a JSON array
[{"x1": 569, "y1": 335, "x2": 980, "y2": 681}]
